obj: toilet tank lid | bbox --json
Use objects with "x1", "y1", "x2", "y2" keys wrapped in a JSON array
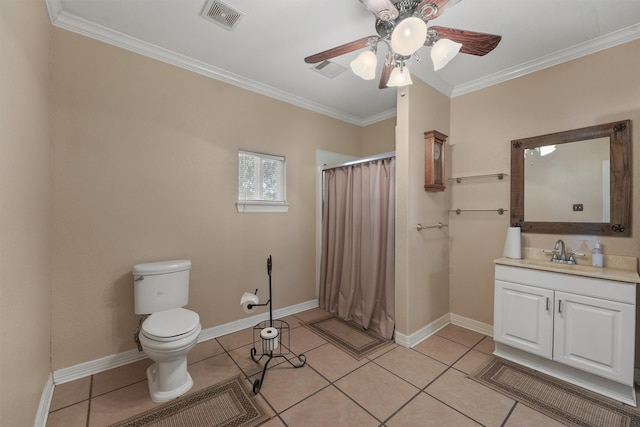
[{"x1": 133, "y1": 260, "x2": 191, "y2": 276}]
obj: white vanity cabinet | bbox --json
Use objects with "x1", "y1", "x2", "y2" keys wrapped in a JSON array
[
  {"x1": 494, "y1": 262, "x2": 638, "y2": 405},
  {"x1": 494, "y1": 281, "x2": 554, "y2": 359},
  {"x1": 553, "y1": 291, "x2": 634, "y2": 383}
]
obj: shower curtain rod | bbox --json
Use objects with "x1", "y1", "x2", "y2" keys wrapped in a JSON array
[{"x1": 322, "y1": 151, "x2": 395, "y2": 171}]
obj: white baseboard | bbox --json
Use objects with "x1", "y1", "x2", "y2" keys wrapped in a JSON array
[
  {"x1": 53, "y1": 347, "x2": 149, "y2": 385},
  {"x1": 35, "y1": 373, "x2": 54, "y2": 427},
  {"x1": 394, "y1": 313, "x2": 450, "y2": 348},
  {"x1": 449, "y1": 313, "x2": 493, "y2": 337},
  {"x1": 394, "y1": 312, "x2": 493, "y2": 348},
  {"x1": 197, "y1": 299, "x2": 319, "y2": 342},
  {"x1": 52, "y1": 299, "x2": 319, "y2": 385}
]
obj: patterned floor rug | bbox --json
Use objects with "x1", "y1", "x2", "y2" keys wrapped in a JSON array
[
  {"x1": 471, "y1": 357, "x2": 640, "y2": 427},
  {"x1": 303, "y1": 315, "x2": 393, "y2": 360},
  {"x1": 110, "y1": 375, "x2": 269, "y2": 427}
]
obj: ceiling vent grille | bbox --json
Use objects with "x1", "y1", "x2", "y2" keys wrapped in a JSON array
[
  {"x1": 312, "y1": 61, "x2": 347, "y2": 79},
  {"x1": 200, "y1": 0, "x2": 244, "y2": 31}
]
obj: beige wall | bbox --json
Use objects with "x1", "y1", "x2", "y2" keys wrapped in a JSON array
[
  {"x1": 0, "y1": 0, "x2": 52, "y2": 425},
  {"x1": 3, "y1": 5, "x2": 638, "y2": 422},
  {"x1": 449, "y1": 40, "x2": 640, "y2": 326},
  {"x1": 395, "y1": 80, "x2": 451, "y2": 336},
  {"x1": 361, "y1": 117, "x2": 396, "y2": 156},
  {"x1": 50, "y1": 29, "x2": 365, "y2": 369}
]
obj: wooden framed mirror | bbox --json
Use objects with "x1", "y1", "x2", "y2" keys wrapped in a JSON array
[{"x1": 510, "y1": 120, "x2": 631, "y2": 236}]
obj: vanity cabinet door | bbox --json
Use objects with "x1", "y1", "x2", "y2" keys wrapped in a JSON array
[
  {"x1": 553, "y1": 291, "x2": 635, "y2": 384},
  {"x1": 494, "y1": 281, "x2": 554, "y2": 359}
]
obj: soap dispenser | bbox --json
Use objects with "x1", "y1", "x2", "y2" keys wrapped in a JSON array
[{"x1": 592, "y1": 241, "x2": 604, "y2": 268}]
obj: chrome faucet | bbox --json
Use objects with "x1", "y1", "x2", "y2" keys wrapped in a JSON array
[{"x1": 553, "y1": 239, "x2": 567, "y2": 263}]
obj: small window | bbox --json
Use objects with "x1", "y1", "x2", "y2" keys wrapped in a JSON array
[{"x1": 237, "y1": 150, "x2": 288, "y2": 213}]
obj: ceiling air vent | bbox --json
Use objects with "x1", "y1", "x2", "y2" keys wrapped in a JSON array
[
  {"x1": 312, "y1": 60, "x2": 347, "y2": 79},
  {"x1": 200, "y1": 0, "x2": 244, "y2": 31}
]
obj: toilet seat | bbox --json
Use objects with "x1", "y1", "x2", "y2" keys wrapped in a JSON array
[{"x1": 142, "y1": 308, "x2": 200, "y2": 342}]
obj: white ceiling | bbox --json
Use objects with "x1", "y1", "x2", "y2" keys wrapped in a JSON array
[{"x1": 47, "y1": 0, "x2": 640, "y2": 126}]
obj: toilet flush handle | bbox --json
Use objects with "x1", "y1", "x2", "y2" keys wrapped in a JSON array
[{"x1": 134, "y1": 276, "x2": 144, "y2": 281}]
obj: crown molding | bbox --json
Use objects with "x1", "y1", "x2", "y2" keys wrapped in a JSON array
[
  {"x1": 451, "y1": 23, "x2": 640, "y2": 97},
  {"x1": 360, "y1": 107, "x2": 397, "y2": 126},
  {"x1": 46, "y1": 1, "x2": 374, "y2": 126},
  {"x1": 46, "y1": 1, "x2": 640, "y2": 124}
]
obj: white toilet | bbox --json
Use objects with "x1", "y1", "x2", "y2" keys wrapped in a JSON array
[{"x1": 133, "y1": 260, "x2": 201, "y2": 402}]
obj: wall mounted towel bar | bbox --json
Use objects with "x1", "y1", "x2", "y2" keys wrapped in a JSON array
[
  {"x1": 447, "y1": 173, "x2": 508, "y2": 183},
  {"x1": 416, "y1": 222, "x2": 449, "y2": 231},
  {"x1": 449, "y1": 208, "x2": 506, "y2": 215}
]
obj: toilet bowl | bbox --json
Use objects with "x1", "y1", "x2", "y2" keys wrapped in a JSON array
[
  {"x1": 139, "y1": 307, "x2": 201, "y2": 401},
  {"x1": 133, "y1": 260, "x2": 201, "y2": 402}
]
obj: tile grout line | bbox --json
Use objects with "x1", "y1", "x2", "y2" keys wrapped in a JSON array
[
  {"x1": 85, "y1": 375, "x2": 93, "y2": 427},
  {"x1": 501, "y1": 401, "x2": 518, "y2": 427},
  {"x1": 263, "y1": 322, "x2": 490, "y2": 425},
  {"x1": 420, "y1": 365, "x2": 489, "y2": 427},
  {"x1": 305, "y1": 360, "x2": 392, "y2": 425},
  {"x1": 213, "y1": 330, "x2": 291, "y2": 420},
  {"x1": 413, "y1": 334, "x2": 497, "y2": 427},
  {"x1": 275, "y1": 328, "x2": 436, "y2": 425},
  {"x1": 256, "y1": 334, "x2": 394, "y2": 425}
]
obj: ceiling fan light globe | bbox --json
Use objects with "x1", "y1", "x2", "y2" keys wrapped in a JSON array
[
  {"x1": 391, "y1": 17, "x2": 428, "y2": 56},
  {"x1": 431, "y1": 38, "x2": 462, "y2": 71},
  {"x1": 387, "y1": 66, "x2": 413, "y2": 87},
  {"x1": 350, "y1": 50, "x2": 378, "y2": 80},
  {"x1": 401, "y1": 69, "x2": 413, "y2": 86}
]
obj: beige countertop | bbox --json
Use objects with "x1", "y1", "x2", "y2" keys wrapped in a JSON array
[{"x1": 495, "y1": 248, "x2": 640, "y2": 284}]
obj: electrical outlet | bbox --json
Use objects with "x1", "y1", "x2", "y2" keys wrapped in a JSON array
[{"x1": 573, "y1": 204, "x2": 584, "y2": 211}]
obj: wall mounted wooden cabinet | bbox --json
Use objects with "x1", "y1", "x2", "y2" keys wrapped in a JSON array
[{"x1": 424, "y1": 130, "x2": 447, "y2": 192}]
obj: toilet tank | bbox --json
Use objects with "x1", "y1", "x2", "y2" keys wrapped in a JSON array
[{"x1": 133, "y1": 260, "x2": 191, "y2": 315}]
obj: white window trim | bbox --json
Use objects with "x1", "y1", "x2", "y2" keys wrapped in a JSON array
[
  {"x1": 236, "y1": 200, "x2": 289, "y2": 213},
  {"x1": 237, "y1": 150, "x2": 289, "y2": 214}
]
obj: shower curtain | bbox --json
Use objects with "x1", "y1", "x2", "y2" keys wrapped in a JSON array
[{"x1": 319, "y1": 157, "x2": 395, "y2": 339}]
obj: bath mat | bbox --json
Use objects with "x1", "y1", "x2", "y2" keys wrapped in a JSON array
[
  {"x1": 302, "y1": 315, "x2": 393, "y2": 360},
  {"x1": 109, "y1": 374, "x2": 269, "y2": 427},
  {"x1": 471, "y1": 357, "x2": 640, "y2": 427}
]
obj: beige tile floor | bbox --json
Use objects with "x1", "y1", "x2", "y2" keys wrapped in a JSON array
[{"x1": 46, "y1": 308, "x2": 566, "y2": 427}]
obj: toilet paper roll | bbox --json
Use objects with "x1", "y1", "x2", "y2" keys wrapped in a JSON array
[
  {"x1": 503, "y1": 226, "x2": 522, "y2": 259},
  {"x1": 261, "y1": 327, "x2": 279, "y2": 352},
  {"x1": 240, "y1": 292, "x2": 259, "y2": 313}
]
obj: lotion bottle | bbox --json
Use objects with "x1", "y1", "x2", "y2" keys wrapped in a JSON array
[{"x1": 592, "y1": 241, "x2": 604, "y2": 268}]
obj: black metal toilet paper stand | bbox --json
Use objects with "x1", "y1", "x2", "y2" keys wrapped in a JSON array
[{"x1": 248, "y1": 255, "x2": 306, "y2": 394}]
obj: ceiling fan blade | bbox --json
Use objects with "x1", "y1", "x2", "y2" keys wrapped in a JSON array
[
  {"x1": 428, "y1": 26, "x2": 502, "y2": 56},
  {"x1": 416, "y1": 0, "x2": 456, "y2": 20},
  {"x1": 304, "y1": 36, "x2": 379, "y2": 64},
  {"x1": 359, "y1": 0, "x2": 399, "y2": 21},
  {"x1": 378, "y1": 56, "x2": 394, "y2": 89}
]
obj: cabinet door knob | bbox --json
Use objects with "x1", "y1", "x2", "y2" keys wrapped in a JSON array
[
  {"x1": 546, "y1": 297, "x2": 550, "y2": 311},
  {"x1": 558, "y1": 300, "x2": 563, "y2": 314}
]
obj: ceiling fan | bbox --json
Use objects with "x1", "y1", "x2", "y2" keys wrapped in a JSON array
[{"x1": 304, "y1": 0, "x2": 502, "y2": 89}]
